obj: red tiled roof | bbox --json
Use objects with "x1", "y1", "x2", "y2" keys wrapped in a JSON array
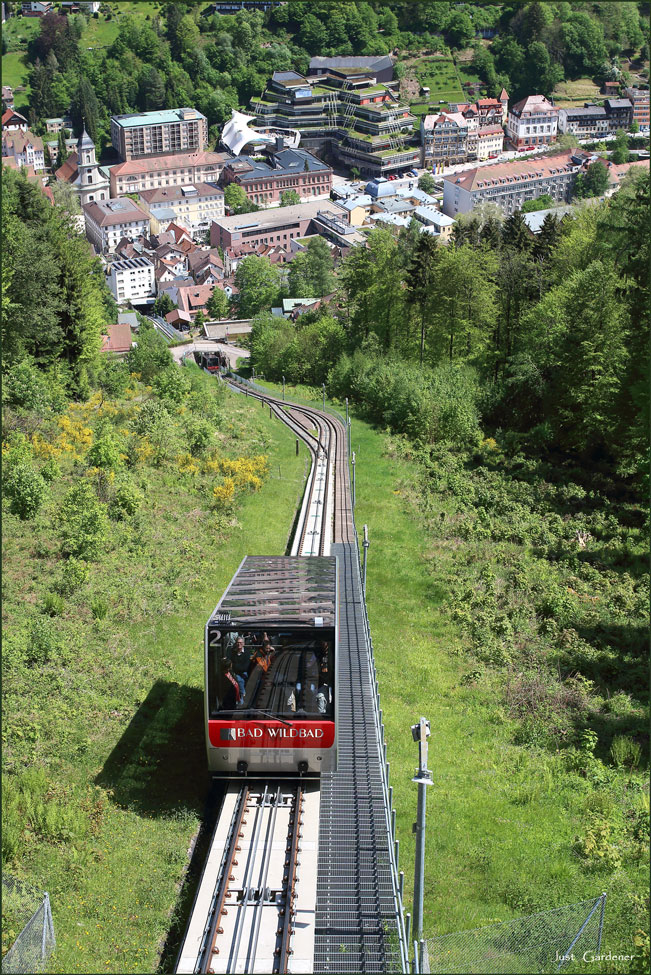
[
  {"x1": 101, "y1": 323, "x2": 132, "y2": 353},
  {"x1": 2, "y1": 108, "x2": 28, "y2": 127},
  {"x1": 111, "y1": 151, "x2": 229, "y2": 178},
  {"x1": 446, "y1": 150, "x2": 578, "y2": 193},
  {"x1": 55, "y1": 151, "x2": 78, "y2": 183}
]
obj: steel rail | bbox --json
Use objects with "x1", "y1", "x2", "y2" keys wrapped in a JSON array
[
  {"x1": 276, "y1": 784, "x2": 303, "y2": 974},
  {"x1": 197, "y1": 786, "x2": 249, "y2": 975},
  {"x1": 227, "y1": 785, "x2": 270, "y2": 971}
]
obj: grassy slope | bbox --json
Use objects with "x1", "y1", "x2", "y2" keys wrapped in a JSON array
[
  {"x1": 255, "y1": 379, "x2": 648, "y2": 971},
  {"x1": 2, "y1": 384, "x2": 306, "y2": 974}
]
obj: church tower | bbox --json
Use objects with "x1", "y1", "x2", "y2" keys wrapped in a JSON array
[{"x1": 76, "y1": 123, "x2": 110, "y2": 206}]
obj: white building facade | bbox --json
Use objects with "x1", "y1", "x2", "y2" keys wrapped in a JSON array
[
  {"x1": 108, "y1": 257, "x2": 155, "y2": 304},
  {"x1": 83, "y1": 198, "x2": 150, "y2": 253},
  {"x1": 506, "y1": 94, "x2": 558, "y2": 148}
]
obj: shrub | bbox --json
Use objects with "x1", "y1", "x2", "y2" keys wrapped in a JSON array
[
  {"x1": 28, "y1": 617, "x2": 59, "y2": 667},
  {"x1": 2, "y1": 358, "x2": 50, "y2": 412},
  {"x1": 132, "y1": 399, "x2": 170, "y2": 435},
  {"x1": 2, "y1": 463, "x2": 47, "y2": 520},
  {"x1": 40, "y1": 457, "x2": 61, "y2": 483},
  {"x1": 186, "y1": 418, "x2": 213, "y2": 456},
  {"x1": 610, "y1": 735, "x2": 642, "y2": 769},
  {"x1": 109, "y1": 481, "x2": 143, "y2": 520},
  {"x1": 59, "y1": 483, "x2": 109, "y2": 559},
  {"x1": 43, "y1": 593, "x2": 65, "y2": 617},
  {"x1": 87, "y1": 432, "x2": 120, "y2": 471},
  {"x1": 154, "y1": 366, "x2": 191, "y2": 404},
  {"x1": 57, "y1": 557, "x2": 89, "y2": 595},
  {"x1": 90, "y1": 597, "x2": 108, "y2": 621}
]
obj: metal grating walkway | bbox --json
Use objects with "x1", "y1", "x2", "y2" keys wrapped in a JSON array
[{"x1": 314, "y1": 541, "x2": 403, "y2": 973}]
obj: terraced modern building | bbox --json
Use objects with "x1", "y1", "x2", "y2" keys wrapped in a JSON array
[{"x1": 248, "y1": 68, "x2": 419, "y2": 178}]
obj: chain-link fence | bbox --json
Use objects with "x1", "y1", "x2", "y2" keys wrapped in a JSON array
[
  {"x1": 2, "y1": 875, "x2": 55, "y2": 974},
  {"x1": 418, "y1": 894, "x2": 606, "y2": 974}
]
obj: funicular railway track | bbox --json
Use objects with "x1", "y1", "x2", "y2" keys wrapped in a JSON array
[
  {"x1": 176, "y1": 375, "x2": 404, "y2": 975},
  {"x1": 176, "y1": 380, "x2": 348, "y2": 975}
]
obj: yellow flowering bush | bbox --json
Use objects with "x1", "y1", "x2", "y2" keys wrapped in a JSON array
[
  {"x1": 212, "y1": 477, "x2": 235, "y2": 509},
  {"x1": 176, "y1": 453, "x2": 200, "y2": 476}
]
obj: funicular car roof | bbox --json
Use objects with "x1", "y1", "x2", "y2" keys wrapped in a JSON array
[{"x1": 210, "y1": 556, "x2": 337, "y2": 628}]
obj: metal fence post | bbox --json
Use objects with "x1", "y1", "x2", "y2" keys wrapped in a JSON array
[
  {"x1": 347, "y1": 416, "x2": 351, "y2": 456},
  {"x1": 597, "y1": 892, "x2": 607, "y2": 954},
  {"x1": 352, "y1": 450, "x2": 356, "y2": 508},
  {"x1": 411, "y1": 717, "x2": 433, "y2": 947},
  {"x1": 362, "y1": 524, "x2": 369, "y2": 596},
  {"x1": 345, "y1": 396, "x2": 349, "y2": 426},
  {"x1": 322, "y1": 383, "x2": 326, "y2": 411},
  {"x1": 41, "y1": 895, "x2": 48, "y2": 960},
  {"x1": 282, "y1": 375, "x2": 285, "y2": 401}
]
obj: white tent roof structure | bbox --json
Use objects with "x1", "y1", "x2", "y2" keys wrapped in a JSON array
[{"x1": 220, "y1": 110, "x2": 276, "y2": 156}]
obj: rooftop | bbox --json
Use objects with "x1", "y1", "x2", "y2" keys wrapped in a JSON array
[
  {"x1": 110, "y1": 256, "x2": 154, "y2": 272},
  {"x1": 225, "y1": 147, "x2": 330, "y2": 180},
  {"x1": 446, "y1": 151, "x2": 580, "y2": 192},
  {"x1": 137, "y1": 182, "x2": 224, "y2": 204},
  {"x1": 110, "y1": 151, "x2": 230, "y2": 178},
  {"x1": 112, "y1": 108, "x2": 206, "y2": 128},
  {"x1": 211, "y1": 556, "x2": 337, "y2": 628},
  {"x1": 212, "y1": 199, "x2": 348, "y2": 232},
  {"x1": 83, "y1": 197, "x2": 148, "y2": 226},
  {"x1": 510, "y1": 94, "x2": 557, "y2": 116}
]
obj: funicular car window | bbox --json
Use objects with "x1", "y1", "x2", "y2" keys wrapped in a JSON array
[{"x1": 208, "y1": 627, "x2": 334, "y2": 720}]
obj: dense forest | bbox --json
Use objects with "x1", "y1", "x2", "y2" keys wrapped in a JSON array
[{"x1": 8, "y1": 1, "x2": 649, "y2": 151}]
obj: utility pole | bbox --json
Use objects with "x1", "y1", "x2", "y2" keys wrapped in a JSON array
[
  {"x1": 362, "y1": 524, "x2": 369, "y2": 596},
  {"x1": 411, "y1": 718, "x2": 433, "y2": 955}
]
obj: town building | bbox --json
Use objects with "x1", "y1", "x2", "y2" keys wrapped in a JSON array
[
  {"x1": 160, "y1": 282, "x2": 217, "y2": 322},
  {"x1": 221, "y1": 143, "x2": 332, "y2": 205},
  {"x1": 557, "y1": 105, "x2": 609, "y2": 139},
  {"x1": 60, "y1": 2, "x2": 101, "y2": 12},
  {"x1": 136, "y1": 182, "x2": 225, "y2": 236},
  {"x1": 108, "y1": 256, "x2": 156, "y2": 305},
  {"x1": 110, "y1": 108, "x2": 209, "y2": 162},
  {"x1": 55, "y1": 126, "x2": 110, "y2": 205},
  {"x1": 188, "y1": 248, "x2": 226, "y2": 285},
  {"x1": 248, "y1": 68, "x2": 418, "y2": 178},
  {"x1": 46, "y1": 136, "x2": 77, "y2": 166},
  {"x1": 2, "y1": 108, "x2": 28, "y2": 132},
  {"x1": 442, "y1": 151, "x2": 586, "y2": 216},
  {"x1": 476, "y1": 125, "x2": 504, "y2": 160},
  {"x1": 109, "y1": 151, "x2": 229, "y2": 196},
  {"x1": 21, "y1": 2, "x2": 52, "y2": 15},
  {"x1": 45, "y1": 116, "x2": 73, "y2": 134},
  {"x1": 624, "y1": 88, "x2": 650, "y2": 131},
  {"x1": 308, "y1": 56, "x2": 394, "y2": 84},
  {"x1": 412, "y1": 205, "x2": 455, "y2": 242},
  {"x1": 83, "y1": 197, "x2": 150, "y2": 253},
  {"x1": 421, "y1": 112, "x2": 475, "y2": 168},
  {"x1": 101, "y1": 323, "x2": 133, "y2": 356},
  {"x1": 601, "y1": 81, "x2": 621, "y2": 96},
  {"x1": 506, "y1": 94, "x2": 558, "y2": 148},
  {"x1": 2, "y1": 86, "x2": 15, "y2": 110},
  {"x1": 210, "y1": 199, "x2": 351, "y2": 250},
  {"x1": 604, "y1": 98, "x2": 634, "y2": 131},
  {"x1": 2, "y1": 128, "x2": 44, "y2": 170},
  {"x1": 208, "y1": 1, "x2": 279, "y2": 12}
]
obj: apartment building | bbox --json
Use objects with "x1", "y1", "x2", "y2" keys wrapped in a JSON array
[
  {"x1": 109, "y1": 151, "x2": 230, "y2": 196},
  {"x1": 137, "y1": 182, "x2": 224, "y2": 235},
  {"x1": 221, "y1": 144, "x2": 332, "y2": 205},
  {"x1": 210, "y1": 200, "x2": 350, "y2": 250},
  {"x1": 603, "y1": 98, "x2": 634, "y2": 131},
  {"x1": 443, "y1": 151, "x2": 583, "y2": 216},
  {"x1": 476, "y1": 125, "x2": 505, "y2": 160},
  {"x1": 623, "y1": 87, "x2": 650, "y2": 131},
  {"x1": 506, "y1": 94, "x2": 558, "y2": 147},
  {"x1": 248, "y1": 68, "x2": 418, "y2": 178},
  {"x1": 108, "y1": 256, "x2": 155, "y2": 304},
  {"x1": 558, "y1": 105, "x2": 609, "y2": 139},
  {"x1": 83, "y1": 198, "x2": 150, "y2": 253},
  {"x1": 421, "y1": 112, "x2": 475, "y2": 168},
  {"x1": 2, "y1": 129, "x2": 45, "y2": 170},
  {"x1": 110, "y1": 108, "x2": 209, "y2": 162}
]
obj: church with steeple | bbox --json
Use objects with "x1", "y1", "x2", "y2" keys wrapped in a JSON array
[{"x1": 54, "y1": 123, "x2": 110, "y2": 206}]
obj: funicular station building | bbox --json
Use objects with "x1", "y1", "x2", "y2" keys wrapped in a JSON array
[{"x1": 248, "y1": 68, "x2": 420, "y2": 178}]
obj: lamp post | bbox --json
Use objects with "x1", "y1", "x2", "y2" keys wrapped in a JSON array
[{"x1": 411, "y1": 717, "x2": 433, "y2": 952}]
